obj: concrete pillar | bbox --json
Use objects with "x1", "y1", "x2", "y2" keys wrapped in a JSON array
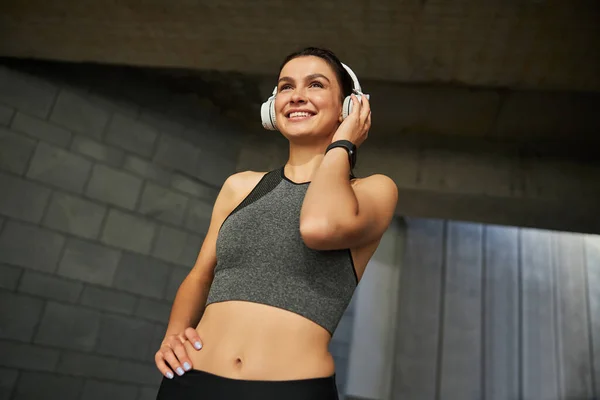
[{"x1": 345, "y1": 218, "x2": 405, "y2": 400}]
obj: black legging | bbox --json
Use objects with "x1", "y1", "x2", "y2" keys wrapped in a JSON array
[{"x1": 156, "y1": 369, "x2": 339, "y2": 400}]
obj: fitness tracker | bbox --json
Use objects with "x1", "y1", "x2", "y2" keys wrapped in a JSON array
[{"x1": 326, "y1": 140, "x2": 357, "y2": 170}]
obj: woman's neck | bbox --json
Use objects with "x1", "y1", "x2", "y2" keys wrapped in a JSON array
[{"x1": 284, "y1": 141, "x2": 329, "y2": 183}]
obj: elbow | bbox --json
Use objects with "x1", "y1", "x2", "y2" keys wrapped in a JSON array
[{"x1": 299, "y1": 217, "x2": 341, "y2": 250}]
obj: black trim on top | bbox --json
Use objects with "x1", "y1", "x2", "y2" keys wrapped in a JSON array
[
  {"x1": 217, "y1": 168, "x2": 281, "y2": 234},
  {"x1": 281, "y1": 166, "x2": 311, "y2": 185},
  {"x1": 281, "y1": 165, "x2": 357, "y2": 184},
  {"x1": 347, "y1": 248, "x2": 359, "y2": 285}
]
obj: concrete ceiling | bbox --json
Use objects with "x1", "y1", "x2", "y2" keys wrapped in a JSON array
[
  {"x1": 1, "y1": 0, "x2": 599, "y2": 91},
  {"x1": 1, "y1": 0, "x2": 598, "y2": 150}
]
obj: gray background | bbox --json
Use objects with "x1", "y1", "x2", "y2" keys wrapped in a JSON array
[{"x1": 0, "y1": 63, "x2": 357, "y2": 399}]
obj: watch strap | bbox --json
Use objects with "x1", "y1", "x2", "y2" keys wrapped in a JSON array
[{"x1": 326, "y1": 140, "x2": 357, "y2": 170}]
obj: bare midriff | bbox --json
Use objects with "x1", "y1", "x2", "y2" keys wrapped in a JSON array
[{"x1": 184, "y1": 300, "x2": 335, "y2": 381}]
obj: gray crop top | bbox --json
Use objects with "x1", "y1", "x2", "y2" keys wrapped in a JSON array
[{"x1": 205, "y1": 166, "x2": 358, "y2": 335}]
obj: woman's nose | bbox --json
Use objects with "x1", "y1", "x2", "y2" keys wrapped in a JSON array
[{"x1": 290, "y1": 89, "x2": 307, "y2": 103}]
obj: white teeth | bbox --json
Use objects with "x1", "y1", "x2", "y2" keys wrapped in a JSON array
[{"x1": 289, "y1": 112, "x2": 312, "y2": 118}]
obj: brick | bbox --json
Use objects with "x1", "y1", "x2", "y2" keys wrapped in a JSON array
[
  {"x1": 80, "y1": 286, "x2": 137, "y2": 315},
  {"x1": 0, "y1": 264, "x2": 22, "y2": 290},
  {"x1": 105, "y1": 113, "x2": 158, "y2": 157},
  {"x1": 100, "y1": 209, "x2": 157, "y2": 254},
  {"x1": 57, "y1": 239, "x2": 121, "y2": 286},
  {"x1": 0, "y1": 67, "x2": 57, "y2": 118},
  {"x1": 171, "y1": 173, "x2": 219, "y2": 203},
  {"x1": 70, "y1": 136, "x2": 125, "y2": 167},
  {"x1": 138, "y1": 183, "x2": 188, "y2": 225},
  {"x1": 96, "y1": 314, "x2": 155, "y2": 360},
  {"x1": 42, "y1": 192, "x2": 107, "y2": 239},
  {"x1": 0, "y1": 172, "x2": 51, "y2": 223},
  {"x1": 0, "y1": 220, "x2": 65, "y2": 272},
  {"x1": 49, "y1": 90, "x2": 109, "y2": 139},
  {"x1": 150, "y1": 324, "x2": 166, "y2": 357},
  {"x1": 0, "y1": 292, "x2": 44, "y2": 342},
  {"x1": 164, "y1": 266, "x2": 188, "y2": 302},
  {"x1": 184, "y1": 199, "x2": 212, "y2": 234},
  {"x1": 0, "y1": 341, "x2": 60, "y2": 371},
  {"x1": 113, "y1": 253, "x2": 170, "y2": 299},
  {"x1": 418, "y1": 148, "x2": 513, "y2": 197},
  {"x1": 139, "y1": 109, "x2": 185, "y2": 136},
  {"x1": 58, "y1": 352, "x2": 121, "y2": 382},
  {"x1": 124, "y1": 361, "x2": 163, "y2": 387},
  {"x1": 58, "y1": 352, "x2": 159, "y2": 386},
  {"x1": 26, "y1": 142, "x2": 92, "y2": 193},
  {"x1": 0, "y1": 367, "x2": 18, "y2": 400},
  {"x1": 0, "y1": 127, "x2": 36, "y2": 175},
  {"x1": 87, "y1": 91, "x2": 140, "y2": 119},
  {"x1": 123, "y1": 155, "x2": 171, "y2": 186},
  {"x1": 137, "y1": 386, "x2": 160, "y2": 400},
  {"x1": 185, "y1": 124, "x2": 241, "y2": 162},
  {"x1": 196, "y1": 152, "x2": 236, "y2": 187},
  {"x1": 81, "y1": 380, "x2": 139, "y2": 400},
  {"x1": 34, "y1": 302, "x2": 101, "y2": 351},
  {"x1": 152, "y1": 226, "x2": 201, "y2": 267},
  {"x1": 134, "y1": 298, "x2": 171, "y2": 324},
  {"x1": 11, "y1": 112, "x2": 72, "y2": 147},
  {"x1": 13, "y1": 371, "x2": 83, "y2": 400},
  {"x1": 18, "y1": 271, "x2": 83, "y2": 303},
  {"x1": 0, "y1": 104, "x2": 14, "y2": 126},
  {"x1": 153, "y1": 134, "x2": 201, "y2": 176},
  {"x1": 85, "y1": 164, "x2": 142, "y2": 210}
]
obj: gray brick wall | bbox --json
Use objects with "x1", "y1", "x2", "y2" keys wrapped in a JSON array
[
  {"x1": 0, "y1": 64, "x2": 247, "y2": 399},
  {"x1": 0, "y1": 62, "x2": 356, "y2": 400}
]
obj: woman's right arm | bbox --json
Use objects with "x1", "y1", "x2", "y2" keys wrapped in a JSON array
[
  {"x1": 154, "y1": 170, "x2": 265, "y2": 379},
  {"x1": 154, "y1": 173, "x2": 239, "y2": 379}
]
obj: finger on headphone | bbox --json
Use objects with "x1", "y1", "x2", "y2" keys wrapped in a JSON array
[{"x1": 360, "y1": 101, "x2": 371, "y2": 119}]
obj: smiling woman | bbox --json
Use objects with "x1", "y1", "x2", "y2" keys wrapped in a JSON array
[{"x1": 154, "y1": 47, "x2": 398, "y2": 400}]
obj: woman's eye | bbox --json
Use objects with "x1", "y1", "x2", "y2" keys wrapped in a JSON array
[
  {"x1": 279, "y1": 85, "x2": 292, "y2": 91},
  {"x1": 310, "y1": 82, "x2": 324, "y2": 88}
]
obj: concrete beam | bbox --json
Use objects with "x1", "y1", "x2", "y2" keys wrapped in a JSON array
[{"x1": 1, "y1": 0, "x2": 599, "y2": 91}]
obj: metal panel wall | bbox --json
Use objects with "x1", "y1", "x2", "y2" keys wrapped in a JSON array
[{"x1": 392, "y1": 218, "x2": 598, "y2": 400}]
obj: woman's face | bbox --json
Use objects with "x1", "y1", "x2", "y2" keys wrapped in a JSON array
[{"x1": 274, "y1": 56, "x2": 343, "y2": 140}]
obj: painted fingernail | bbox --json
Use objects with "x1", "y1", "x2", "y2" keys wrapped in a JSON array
[
  {"x1": 166, "y1": 372, "x2": 174, "y2": 379},
  {"x1": 176, "y1": 367, "x2": 184, "y2": 376},
  {"x1": 183, "y1": 362, "x2": 191, "y2": 371},
  {"x1": 194, "y1": 341, "x2": 202, "y2": 350}
]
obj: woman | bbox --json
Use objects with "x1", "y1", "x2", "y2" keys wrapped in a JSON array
[{"x1": 155, "y1": 47, "x2": 398, "y2": 399}]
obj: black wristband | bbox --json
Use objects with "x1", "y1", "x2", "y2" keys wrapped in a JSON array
[{"x1": 326, "y1": 140, "x2": 357, "y2": 170}]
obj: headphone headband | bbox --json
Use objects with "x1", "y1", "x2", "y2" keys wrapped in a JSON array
[{"x1": 341, "y1": 63, "x2": 362, "y2": 94}]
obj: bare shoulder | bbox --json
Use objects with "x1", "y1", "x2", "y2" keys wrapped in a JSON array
[
  {"x1": 351, "y1": 173, "x2": 398, "y2": 196},
  {"x1": 223, "y1": 170, "x2": 268, "y2": 196},
  {"x1": 219, "y1": 170, "x2": 269, "y2": 210},
  {"x1": 351, "y1": 173, "x2": 398, "y2": 219}
]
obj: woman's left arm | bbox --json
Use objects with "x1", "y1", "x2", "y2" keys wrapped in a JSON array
[
  {"x1": 300, "y1": 94, "x2": 397, "y2": 250},
  {"x1": 300, "y1": 147, "x2": 398, "y2": 250}
]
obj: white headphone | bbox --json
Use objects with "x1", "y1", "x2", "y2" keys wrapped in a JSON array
[{"x1": 260, "y1": 62, "x2": 367, "y2": 131}]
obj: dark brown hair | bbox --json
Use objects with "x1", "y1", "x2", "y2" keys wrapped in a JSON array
[{"x1": 279, "y1": 47, "x2": 354, "y2": 100}]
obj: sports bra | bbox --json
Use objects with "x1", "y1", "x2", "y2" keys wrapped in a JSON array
[{"x1": 205, "y1": 166, "x2": 358, "y2": 335}]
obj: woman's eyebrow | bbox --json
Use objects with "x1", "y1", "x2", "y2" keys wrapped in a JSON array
[{"x1": 278, "y1": 74, "x2": 331, "y2": 84}]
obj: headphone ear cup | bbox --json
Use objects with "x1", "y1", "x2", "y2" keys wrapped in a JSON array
[
  {"x1": 342, "y1": 96, "x2": 352, "y2": 120},
  {"x1": 342, "y1": 95, "x2": 362, "y2": 120},
  {"x1": 261, "y1": 97, "x2": 277, "y2": 130}
]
